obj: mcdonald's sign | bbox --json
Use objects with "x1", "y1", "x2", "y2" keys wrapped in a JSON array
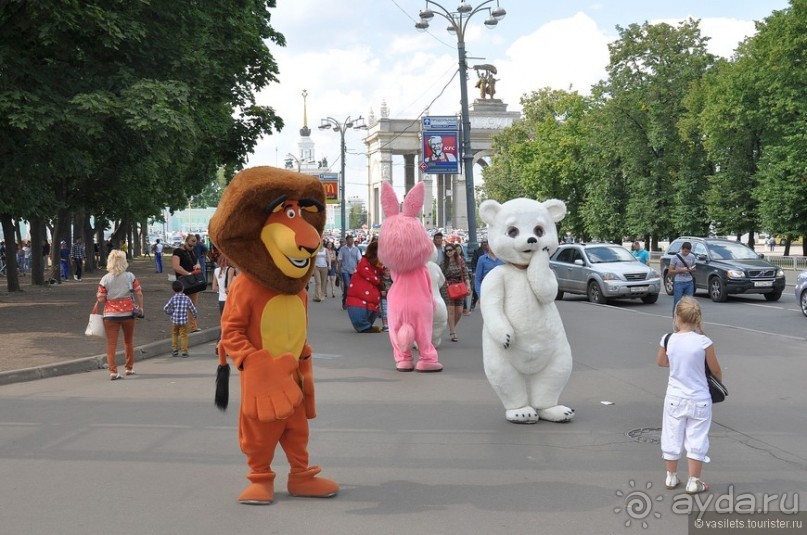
[{"x1": 319, "y1": 173, "x2": 339, "y2": 204}]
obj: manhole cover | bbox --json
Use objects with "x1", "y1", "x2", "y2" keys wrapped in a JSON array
[{"x1": 626, "y1": 427, "x2": 661, "y2": 444}]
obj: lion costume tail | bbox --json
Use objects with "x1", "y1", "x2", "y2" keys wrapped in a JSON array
[{"x1": 215, "y1": 347, "x2": 230, "y2": 412}]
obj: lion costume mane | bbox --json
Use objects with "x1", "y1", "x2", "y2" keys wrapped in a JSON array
[{"x1": 209, "y1": 166, "x2": 338, "y2": 505}]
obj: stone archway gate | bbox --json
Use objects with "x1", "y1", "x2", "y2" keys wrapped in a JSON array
[{"x1": 363, "y1": 100, "x2": 520, "y2": 231}]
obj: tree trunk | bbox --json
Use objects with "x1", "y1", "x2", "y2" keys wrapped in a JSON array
[
  {"x1": 82, "y1": 213, "x2": 95, "y2": 273},
  {"x1": 29, "y1": 218, "x2": 45, "y2": 286},
  {"x1": 1, "y1": 214, "x2": 21, "y2": 292},
  {"x1": 50, "y1": 207, "x2": 71, "y2": 284}
]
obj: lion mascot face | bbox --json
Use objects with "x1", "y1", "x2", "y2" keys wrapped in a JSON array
[{"x1": 208, "y1": 166, "x2": 326, "y2": 294}]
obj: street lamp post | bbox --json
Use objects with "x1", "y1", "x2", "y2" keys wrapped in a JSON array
[
  {"x1": 415, "y1": 0, "x2": 506, "y2": 255},
  {"x1": 318, "y1": 115, "x2": 367, "y2": 239}
]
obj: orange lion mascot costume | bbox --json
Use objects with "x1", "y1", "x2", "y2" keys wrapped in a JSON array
[{"x1": 209, "y1": 166, "x2": 338, "y2": 505}]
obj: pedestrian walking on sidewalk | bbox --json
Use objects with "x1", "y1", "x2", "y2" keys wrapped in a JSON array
[
  {"x1": 164, "y1": 280, "x2": 198, "y2": 358},
  {"x1": 71, "y1": 237, "x2": 86, "y2": 281},
  {"x1": 97, "y1": 250, "x2": 144, "y2": 379},
  {"x1": 154, "y1": 239, "x2": 164, "y2": 273},
  {"x1": 172, "y1": 234, "x2": 202, "y2": 332}
]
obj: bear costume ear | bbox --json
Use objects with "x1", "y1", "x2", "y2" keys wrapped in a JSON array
[
  {"x1": 479, "y1": 199, "x2": 501, "y2": 225},
  {"x1": 381, "y1": 181, "x2": 400, "y2": 218},
  {"x1": 543, "y1": 199, "x2": 567, "y2": 223}
]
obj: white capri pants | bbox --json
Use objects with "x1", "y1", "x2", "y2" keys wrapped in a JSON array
[{"x1": 661, "y1": 395, "x2": 712, "y2": 463}]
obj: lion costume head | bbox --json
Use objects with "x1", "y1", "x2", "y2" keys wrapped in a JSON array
[{"x1": 209, "y1": 166, "x2": 326, "y2": 295}]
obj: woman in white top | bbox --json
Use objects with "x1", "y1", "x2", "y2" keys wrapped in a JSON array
[
  {"x1": 97, "y1": 250, "x2": 144, "y2": 380},
  {"x1": 325, "y1": 241, "x2": 337, "y2": 298},
  {"x1": 657, "y1": 296, "x2": 722, "y2": 494},
  {"x1": 212, "y1": 255, "x2": 236, "y2": 354},
  {"x1": 312, "y1": 240, "x2": 329, "y2": 302}
]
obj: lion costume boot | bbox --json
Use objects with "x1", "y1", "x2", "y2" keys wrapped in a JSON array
[{"x1": 210, "y1": 166, "x2": 338, "y2": 505}]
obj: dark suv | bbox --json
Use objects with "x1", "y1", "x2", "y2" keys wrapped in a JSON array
[{"x1": 660, "y1": 237, "x2": 786, "y2": 302}]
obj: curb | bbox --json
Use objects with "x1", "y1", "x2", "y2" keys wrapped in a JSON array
[{"x1": 0, "y1": 328, "x2": 220, "y2": 387}]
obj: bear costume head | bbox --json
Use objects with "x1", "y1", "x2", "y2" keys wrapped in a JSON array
[
  {"x1": 479, "y1": 197, "x2": 567, "y2": 266},
  {"x1": 209, "y1": 166, "x2": 326, "y2": 295}
]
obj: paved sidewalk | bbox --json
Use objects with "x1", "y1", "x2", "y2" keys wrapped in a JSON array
[{"x1": 0, "y1": 256, "x2": 223, "y2": 383}]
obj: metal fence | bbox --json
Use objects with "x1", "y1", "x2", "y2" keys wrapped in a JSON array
[{"x1": 765, "y1": 255, "x2": 807, "y2": 271}]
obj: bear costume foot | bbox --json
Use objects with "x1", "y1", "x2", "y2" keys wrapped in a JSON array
[
  {"x1": 238, "y1": 472, "x2": 276, "y2": 505},
  {"x1": 537, "y1": 405, "x2": 575, "y2": 422},
  {"x1": 415, "y1": 361, "x2": 443, "y2": 373},
  {"x1": 287, "y1": 466, "x2": 339, "y2": 498},
  {"x1": 506, "y1": 406, "x2": 540, "y2": 424}
]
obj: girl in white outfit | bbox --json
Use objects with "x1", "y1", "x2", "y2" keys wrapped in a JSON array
[{"x1": 657, "y1": 296, "x2": 722, "y2": 494}]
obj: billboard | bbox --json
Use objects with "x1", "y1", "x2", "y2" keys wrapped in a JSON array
[
  {"x1": 421, "y1": 116, "x2": 460, "y2": 175},
  {"x1": 319, "y1": 173, "x2": 339, "y2": 204}
]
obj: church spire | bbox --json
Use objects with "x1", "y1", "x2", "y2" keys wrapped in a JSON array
[{"x1": 299, "y1": 89, "x2": 311, "y2": 137}]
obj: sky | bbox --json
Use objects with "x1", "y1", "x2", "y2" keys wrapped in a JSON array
[{"x1": 245, "y1": 0, "x2": 791, "y2": 202}]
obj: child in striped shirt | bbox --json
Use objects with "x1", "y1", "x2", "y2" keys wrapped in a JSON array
[{"x1": 164, "y1": 280, "x2": 198, "y2": 357}]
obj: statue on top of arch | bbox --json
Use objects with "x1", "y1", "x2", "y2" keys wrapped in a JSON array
[{"x1": 473, "y1": 64, "x2": 499, "y2": 101}]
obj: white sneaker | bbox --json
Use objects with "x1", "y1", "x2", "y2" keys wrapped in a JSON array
[
  {"x1": 665, "y1": 472, "x2": 680, "y2": 489},
  {"x1": 685, "y1": 478, "x2": 708, "y2": 494}
]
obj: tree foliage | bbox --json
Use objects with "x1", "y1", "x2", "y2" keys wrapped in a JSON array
[
  {"x1": 0, "y1": 0, "x2": 286, "y2": 290},
  {"x1": 482, "y1": 4, "x2": 806, "y2": 253}
]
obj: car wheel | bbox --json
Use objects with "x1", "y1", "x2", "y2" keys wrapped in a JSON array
[
  {"x1": 556, "y1": 289, "x2": 564, "y2": 300},
  {"x1": 709, "y1": 277, "x2": 727, "y2": 302},
  {"x1": 663, "y1": 271, "x2": 674, "y2": 295},
  {"x1": 587, "y1": 281, "x2": 607, "y2": 304},
  {"x1": 641, "y1": 293, "x2": 659, "y2": 304},
  {"x1": 764, "y1": 289, "x2": 783, "y2": 302},
  {"x1": 801, "y1": 291, "x2": 807, "y2": 317}
]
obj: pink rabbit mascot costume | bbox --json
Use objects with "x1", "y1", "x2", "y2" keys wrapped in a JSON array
[{"x1": 377, "y1": 181, "x2": 443, "y2": 373}]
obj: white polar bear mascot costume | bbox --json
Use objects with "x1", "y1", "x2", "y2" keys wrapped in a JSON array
[
  {"x1": 478, "y1": 197, "x2": 575, "y2": 424},
  {"x1": 427, "y1": 248, "x2": 448, "y2": 347}
]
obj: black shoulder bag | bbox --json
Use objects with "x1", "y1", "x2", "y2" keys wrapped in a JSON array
[{"x1": 662, "y1": 333, "x2": 727, "y2": 403}]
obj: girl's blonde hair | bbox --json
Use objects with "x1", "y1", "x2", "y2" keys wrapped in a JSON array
[
  {"x1": 106, "y1": 249, "x2": 128, "y2": 276},
  {"x1": 674, "y1": 296, "x2": 703, "y2": 331}
]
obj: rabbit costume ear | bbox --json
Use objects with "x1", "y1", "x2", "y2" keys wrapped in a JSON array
[
  {"x1": 401, "y1": 182, "x2": 425, "y2": 218},
  {"x1": 381, "y1": 181, "x2": 400, "y2": 218}
]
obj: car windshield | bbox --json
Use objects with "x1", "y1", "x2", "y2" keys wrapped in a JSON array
[
  {"x1": 707, "y1": 241, "x2": 760, "y2": 260},
  {"x1": 586, "y1": 246, "x2": 636, "y2": 264}
]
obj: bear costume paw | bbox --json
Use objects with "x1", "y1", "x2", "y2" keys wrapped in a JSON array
[
  {"x1": 505, "y1": 406, "x2": 539, "y2": 424},
  {"x1": 537, "y1": 405, "x2": 575, "y2": 423}
]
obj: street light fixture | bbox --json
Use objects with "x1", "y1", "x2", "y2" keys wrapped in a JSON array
[
  {"x1": 318, "y1": 115, "x2": 367, "y2": 239},
  {"x1": 414, "y1": 0, "x2": 506, "y2": 256}
]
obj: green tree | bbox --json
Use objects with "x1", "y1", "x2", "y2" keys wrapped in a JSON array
[
  {"x1": 482, "y1": 88, "x2": 591, "y2": 238},
  {"x1": 596, "y1": 19, "x2": 714, "y2": 247},
  {"x1": 0, "y1": 1, "x2": 286, "y2": 290},
  {"x1": 746, "y1": 1, "x2": 807, "y2": 255},
  {"x1": 349, "y1": 204, "x2": 367, "y2": 230},
  {"x1": 685, "y1": 57, "x2": 763, "y2": 246}
]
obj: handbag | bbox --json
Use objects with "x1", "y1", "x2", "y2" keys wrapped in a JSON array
[
  {"x1": 179, "y1": 271, "x2": 207, "y2": 295},
  {"x1": 85, "y1": 303, "x2": 105, "y2": 337},
  {"x1": 447, "y1": 281, "x2": 469, "y2": 300},
  {"x1": 706, "y1": 364, "x2": 728, "y2": 403},
  {"x1": 663, "y1": 333, "x2": 727, "y2": 403}
]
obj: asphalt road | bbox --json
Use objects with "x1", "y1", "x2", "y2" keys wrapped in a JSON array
[
  {"x1": 559, "y1": 286, "x2": 806, "y2": 342},
  {"x1": 1, "y1": 291, "x2": 805, "y2": 535}
]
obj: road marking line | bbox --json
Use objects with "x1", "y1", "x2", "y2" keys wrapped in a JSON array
[{"x1": 744, "y1": 303, "x2": 785, "y2": 310}]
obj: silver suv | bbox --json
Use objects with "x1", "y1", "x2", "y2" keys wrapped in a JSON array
[{"x1": 549, "y1": 243, "x2": 661, "y2": 304}]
